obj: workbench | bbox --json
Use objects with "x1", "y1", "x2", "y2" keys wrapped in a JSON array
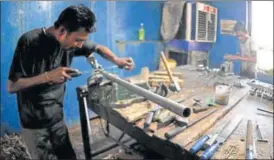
[{"x1": 79, "y1": 65, "x2": 272, "y2": 159}]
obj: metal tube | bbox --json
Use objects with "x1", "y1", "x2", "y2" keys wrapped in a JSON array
[
  {"x1": 100, "y1": 70, "x2": 191, "y2": 117},
  {"x1": 246, "y1": 120, "x2": 256, "y2": 160},
  {"x1": 257, "y1": 108, "x2": 273, "y2": 114}
]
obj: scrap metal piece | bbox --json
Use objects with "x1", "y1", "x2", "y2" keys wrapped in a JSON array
[
  {"x1": 165, "y1": 108, "x2": 218, "y2": 140},
  {"x1": 246, "y1": 120, "x2": 256, "y2": 160},
  {"x1": 257, "y1": 108, "x2": 273, "y2": 114},
  {"x1": 256, "y1": 124, "x2": 268, "y2": 143}
]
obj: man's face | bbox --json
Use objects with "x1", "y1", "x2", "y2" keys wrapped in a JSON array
[
  {"x1": 235, "y1": 31, "x2": 248, "y2": 43},
  {"x1": 59, "y1": 27, "x2": 89, "y2": 49}
]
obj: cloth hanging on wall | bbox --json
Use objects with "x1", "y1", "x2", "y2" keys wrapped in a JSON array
[{"x1": 160, "y1": 1, "x2": 186, "y2": 41}]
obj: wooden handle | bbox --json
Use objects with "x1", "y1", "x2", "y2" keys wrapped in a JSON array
[{"x1": 160, "y1": 52, "x2": 175, "y2": 82}]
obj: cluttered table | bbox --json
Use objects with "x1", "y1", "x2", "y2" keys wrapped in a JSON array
[{"x1": 87, "y1": 65, "x2": 273, "y2": 159}]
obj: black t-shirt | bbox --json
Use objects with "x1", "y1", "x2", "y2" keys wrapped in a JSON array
[{"x1": 9, "y1": 28, "x2": 97, "y2": 129}]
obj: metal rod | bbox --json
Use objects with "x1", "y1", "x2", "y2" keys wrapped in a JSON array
[
  {"x1": 99, "y1": 70, "x2": 191, "y2": 118},
  {"x1": 257, "y1": 108, "x2": 273, "y2": 114},
  {"x1": 246, "y1": 120, "x2": 256, "y2": 160}
]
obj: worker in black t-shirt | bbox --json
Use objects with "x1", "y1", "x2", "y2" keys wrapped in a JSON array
[{"x1": 7, "y1": 4, "x2": 134, "y2": 160}]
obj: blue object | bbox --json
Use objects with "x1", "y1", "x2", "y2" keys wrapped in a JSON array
[
  {"x1": 245, "y1": 150, "x2": 254, "y2": 160},
  {"x1": 190, "y1": 135, "x2": 210, "y2": 154},
  {"x1": 200, "y1": 143, "x2": 220, "y2": 160}
]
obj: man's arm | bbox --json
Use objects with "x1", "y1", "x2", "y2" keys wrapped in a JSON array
[
  {"x1": 8, "y1": 67, "x2": 73, "y2": 94},
  {"x1": 95, "y1": 45, "x2": 119, "y2": 63},
  {"x1": 238, "y1": 55, "x2": 256, "y2": 62},
  {"x1": 8, "y1": 74, "x2": 48, "y2": 94},
  {"x1": 74, "y1": 41, "x2": 134, "y2": 70},
  {"x1": 224, "y1": 54, "x2": 256, "y2": 62},
  {"x1": 8, "y1": 35, "x2": 73, "y2": 94}
]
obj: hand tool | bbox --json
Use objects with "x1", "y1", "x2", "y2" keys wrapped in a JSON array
[
  {"x1": 66, "y1": 69, "x2": 82, "y2": 77},
  {"x1": 193, "y1": 99, "x2": 203, "y2": 107},
  {"x1": 164, "y1": 108, "x2": 218, "y2": 140},
  {"x1": 193, "y1": 108, "x2": 208, "y2": 113},
  {"x1": 190, "y1": 119, "x2": 231, "y2": 154},
  {"x1": 255, "y1": 124, "x2": 268, "y2": 143},
  {"x1": 200, "y1": 115, "x2": 243, "y2": 160},
  {"x1": 246, "y1": 120, "x2": 256, "y2": 160},
  {"x1": 160, "y1": 51, "x2": 181, "y2": 92},
  {"x1": 203, "y1": 120, "x2": 231, "y2": 149},
  {"x1": 177, "y1": 98, "x2": 185, "y2": 103},
  {"x1": 153, "y1": 83, "x2": 169, "y2": 97},
  {"x1": 257, "y1": 108, "x2": 273, "y2": 114}
]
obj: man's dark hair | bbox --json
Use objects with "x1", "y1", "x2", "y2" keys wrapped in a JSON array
[
  {"x1": 54, "y1": 4, "x2": 96, "y2": 33},
  {"x1": 234, "y1": 21, "x2": 247, "y2": 33}
]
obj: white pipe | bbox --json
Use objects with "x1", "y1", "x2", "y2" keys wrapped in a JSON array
[{"x1": 186, "y1": 2, "x2": 192, "y2": 41}]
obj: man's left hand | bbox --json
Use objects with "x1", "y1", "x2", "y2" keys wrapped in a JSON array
[{"x1": 114, "y1": 57, "x2": 135, "y2": 70}]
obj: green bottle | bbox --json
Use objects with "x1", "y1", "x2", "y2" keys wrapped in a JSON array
[{"x1": 138, "y1": 23, "x2": 145, "y2": 41}]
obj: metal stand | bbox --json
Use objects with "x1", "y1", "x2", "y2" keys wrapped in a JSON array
[
  {"x1": 76, "y1": 85, "x2": 133, "y2": 159},
  {"x1": 76, "y1": 86, "x2": 93, "y2": 160}
]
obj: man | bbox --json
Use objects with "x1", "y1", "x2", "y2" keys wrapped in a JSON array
[
  {"x1": 7, "y1": 4, "x2": 134, "y2": 159},
  {"x1": 224, "y1": 21, "x2": 257, "y2": 79}
]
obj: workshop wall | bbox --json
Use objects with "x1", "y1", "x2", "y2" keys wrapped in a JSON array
[
  {"x1": 1, "y1": 1, "x2": 164, "y2": 133},
  {"x1": 0, "y1": 1, "x2": 248, "y2": 133}
]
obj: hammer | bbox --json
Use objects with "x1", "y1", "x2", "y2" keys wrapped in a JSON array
[{"x1": 160, "y1": 52, "x2": 181, "y2": 92}]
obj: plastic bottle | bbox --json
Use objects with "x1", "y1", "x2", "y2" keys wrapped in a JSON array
[{"x1": 138, "y1": 23, "x2": 145, "y2": 41}]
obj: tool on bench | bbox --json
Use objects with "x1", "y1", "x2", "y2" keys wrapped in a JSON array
[
  {"x1": 193, "y1": 98, "x2": 203, "y2": 107},
  {"x1": 257, "y1": 108, "x2": 273, "y2": 114},
  {"x1": 200, "y1": 115, "x2": 243, "y2": 160},
  {"x1": 189, "y1": 119, "x2": 231, "y2": 154},
  {"x1": 256, "y1": 124, "x2": 268, "y2": 143},
  {"x1": 203, "y1": 119, "x2": 230, "y2": 149},
  {"x1": 193, "y1": 108, "x2": 209, "y2": 113},
  {"x1": 160, "y1": 51, "x2": 181, "y2": 92},
  {"x1": 164, "y1": 108, "x2": 218, "y2": 140},
  {"x1": 144, "y1": 112, "x2": 154, "y2": 129},
  {"x1": 192, "y1": 98, "x2": 217, "y2": 114},
  {"x1": 246, "y1": 120, "x2": 256, "y2": 160},
  {"x1": 143, "y1": 105, "x2": 162, "y2": 129}
]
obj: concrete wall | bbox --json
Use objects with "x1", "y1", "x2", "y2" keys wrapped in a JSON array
[{"x1": 1, "y1": 1, "x2": 164, "y2": 133}]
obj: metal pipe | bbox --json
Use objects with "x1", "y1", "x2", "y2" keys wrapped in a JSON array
[
  {"x1": 246, "y1": 120, "x2": 256, "y2": 160},
  {"x1": 99, "y1": 70, "x2": 191, "y2": 117},
  {"x1": 257, "y1": 108, "x2": 273, "y2": 114}
]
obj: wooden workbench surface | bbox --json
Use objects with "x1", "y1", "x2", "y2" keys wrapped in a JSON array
[{"x1": 92, "y1": 65, "x2": 273, "y2": 159}]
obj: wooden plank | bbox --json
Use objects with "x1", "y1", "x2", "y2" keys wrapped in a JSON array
[
  {"x1": 149, "y1": 75, "x2": 180, "y2": 79},
  {"x1": 153, "y1": 71, "x2": 183, "y2": 76},
  {"x1": 113, "y1": 101, "x2": 156, "y2": 122}
]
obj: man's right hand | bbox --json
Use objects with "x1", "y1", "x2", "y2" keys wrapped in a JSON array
[{"x1": 46, "y1": 67, "x2": 73, "y2": 84}]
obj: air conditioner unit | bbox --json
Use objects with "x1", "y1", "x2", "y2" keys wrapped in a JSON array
[{"x1": 193, "y1": 2, "x2": 218, "y2": 42}]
